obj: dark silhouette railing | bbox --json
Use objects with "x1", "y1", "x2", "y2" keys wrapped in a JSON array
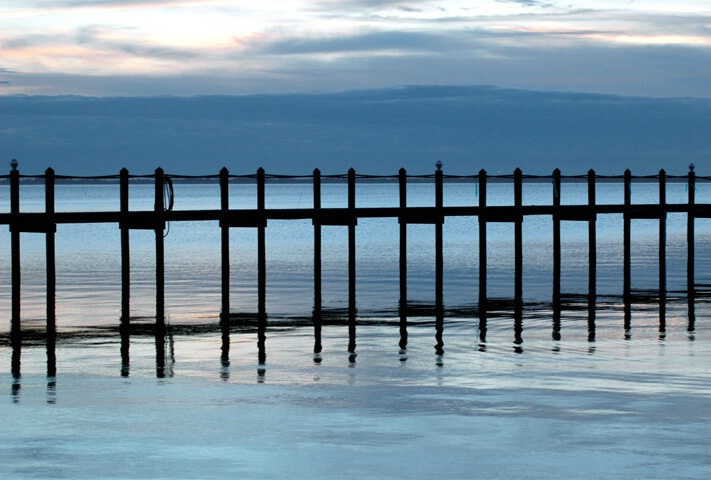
[{"x1": 1, "y1": 165, "x2": 709, "y2": 377}]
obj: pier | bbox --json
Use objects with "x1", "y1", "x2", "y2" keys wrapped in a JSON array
[{"x1": 2, "y1": 165, "x2": 709, "y2": 372}]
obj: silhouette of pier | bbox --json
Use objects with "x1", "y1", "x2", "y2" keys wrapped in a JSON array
[{"x1": 1, "y1": 165, "x2": 709, "y2": 376}]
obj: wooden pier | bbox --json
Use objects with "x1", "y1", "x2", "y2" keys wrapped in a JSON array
[{"x1": 2, "y1": 166, "x2": 709, "y2": 366}]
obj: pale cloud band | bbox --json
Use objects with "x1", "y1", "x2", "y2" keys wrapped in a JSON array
[{"x1": 1, "y1": 0, "x2": 709, "y2": 96}]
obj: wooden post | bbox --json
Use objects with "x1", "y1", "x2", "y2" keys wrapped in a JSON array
[
  {"x1": 658, "y1": 169, "x2": 667, "y2": 332},
  {"x1": 687, "y1": 166, "x2": 695, "y2": 331},
  {"x1": 154, "y1": 167, "x2": 165, "y2": 323},
  {"x1": 398, "y1": 168, "x2": 407, "y2": 351},
  {"x1": 514, "y1": 168, "x2": 524, "y2": 347},
  {"x1": 313, "y1": 168, "x2": 322, "y2": 354},
  {"x1": 120, "y1": 168, "x2": 130, "y2": 323},
  {"x1": 257, "y1": 168, "x2": 266, "y2": 307},
  {"x1": 45, "y1": 168, "x2": 56, "y2": 344},
  {"x1": 220, "y1": 167, "x2": 230, "y2": 325},
  {"x1": 478, "y1": 169, "x2": 487, "y2": 339},
  {"x1": 552, "y1": 168, "x2": 561, "y2": 308},
  {"x1": 257, "y1": 167, "x2": 267, "y2": 364},
  {"x1": 220, "y1": 167, "x2": 230, "y2": 360},
  {"x1": 551, "y1": 168, "x2": 561, "y2": 340},
  {"x1": 435, "y1": 166, "x2": 444, "y2": 312},
  {"x1": 10, "y1": 165, "x2": 20, "y2": 347},
  {"x1": 587, "y1": 169, "x2": 597, "y2": 340},
  {"x1": 154, "y1": 173, "x2": 169, "y2": 377},
  {"x1": 435, "y1": 165, "x2": 444, "y2": 354},
  {"x1": 44, "y1": 168, "x2": 57, "y2": 337},
  {"x1": 119, "y1": 168, "x2": 130, "y2": 375},
  {"x1": 623, "y1": 169, "x2": 632, "y2": 334},
  {"x1": 514, "y1": 168, "x2": 523, "y2": 312},
  {"x1": 348, "y1": 168, "x2": 356, "y2": 353}
]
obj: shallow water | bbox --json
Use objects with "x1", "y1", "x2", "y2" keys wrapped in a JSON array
[{"x1": 2, "y1": 314, "x2": 709, "y2": 479}]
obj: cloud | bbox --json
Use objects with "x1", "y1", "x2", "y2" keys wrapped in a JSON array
[
  {"x1": 12, "y1": 0, "x2": 214, "y2": 8},
  {"x1": 251, "y1": 31, "x2": 463, "y2": 56},
  {"x1": 1, "y1": 1, "x2": 709, "y2": 97}
]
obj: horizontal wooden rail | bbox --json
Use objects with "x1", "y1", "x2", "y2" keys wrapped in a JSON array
[{"x1": 0, "y1": 203, "x2": 708, "y2": 228}]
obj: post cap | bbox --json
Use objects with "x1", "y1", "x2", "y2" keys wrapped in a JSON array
[
  {"x1": 435, "y1": 160, "x2": 443, "y2": 171},
  {"x1": 10, "y1": 159, "x2": 18, "y2": 171},
  {"x1": 689, "y1": 163, "x2": 695, "y2": 172}
]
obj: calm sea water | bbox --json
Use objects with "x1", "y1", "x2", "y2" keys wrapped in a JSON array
[{"x1": 0, "y1": 179, "x2": 709, "y2": 479}]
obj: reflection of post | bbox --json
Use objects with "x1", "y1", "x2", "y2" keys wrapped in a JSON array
[
  {"x1": 11, "y1": 375, "x2": 20, "y2": 403},
  {"x1": 313, "y1": 168, "x2": 322, "y2": 354},
  {"x1": 12, "y1": 344, "x2": 21, "y2": 379},
  {"x1": 624, "y1": 169, "x2": 632, "y2": 333},
  {"x1": 588, "y1": 170, "x2": 597, "y2": 341},
  {"x1": 687, "y1": 296, "x2": 696, "y2": 333},
  {"x1": 120, "y1": 325, "x2": 130, "y2": 377},
  {"x1": 155, "y1": 326, "x2": 166, "y2": 378},
  {"x1": 658, "y1": 169, "x2": 667, "y2": 332},
  {"x1": 257, "y1": 168, "x2": 267, "y2": 364},
  {"x1": 348, "y1": 168, "x2": 356, "y2": 353},
  {"x1": 514, "y1": 308, "x2": 523, "y2": 353},
  {"x1": 477, "y1": 169, "x2": 487, "y2": 340},
  {"x1": 219, "y1": 167, "x2": 230, "y2": 361},
  {"x1": 47, "y1": 340, "x2": 56, "y2": 378},
  {"x1": 120, "y1": 168, "x2": 130, "y2": 323},
  {"x1": 46, "y1": 378, "x2": 56, "y2": 405},
  {"x1": 398, "y1": 168, "x2": 408, "y2": 351},
  {"x1": 154, "y1": 167, "x2": 165, "y2": 323}
]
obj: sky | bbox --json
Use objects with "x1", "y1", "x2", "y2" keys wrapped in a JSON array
[
  {"x1": 1, "y1": 0, "x2": 710, "y2": 98},
  {"x1": 0, "y1": 1, "x2": 709, "y2": 176}
]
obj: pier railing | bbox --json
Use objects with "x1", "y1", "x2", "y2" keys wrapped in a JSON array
[{"x1": 1, "y1": 166, "x2": 709, "y2": 357}]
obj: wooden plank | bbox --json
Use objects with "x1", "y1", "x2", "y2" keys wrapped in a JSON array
[
  {"x1": 398, "y1": 212, "x2": 444, "y2": 224},
  {"x1": 479, "y1": 211, "x2": 523, "y2": 223},
  {"x1": 220, "y1": 218, "x2": 268, "y2": 228},
  {"x1": 556, "y1": 209, "x2": 596, "y2": 221},
  {"x1": 625, "y1": 210, "x2": 666, "y2": 220},
  {"x1": 312, "y1": 215, "x2": 357, "y2": 226},
  {"x1": 9, "y1": 221, "x2": 57, "y2": 233}
]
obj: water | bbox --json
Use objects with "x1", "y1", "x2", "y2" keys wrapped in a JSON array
[{"x1": 0, "y1": 179, "x2": 709, "y2": 478}]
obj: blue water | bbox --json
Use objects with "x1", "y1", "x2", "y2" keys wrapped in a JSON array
[{"x1": 0, "y1": 179, "x2": 709, "y2": 479}]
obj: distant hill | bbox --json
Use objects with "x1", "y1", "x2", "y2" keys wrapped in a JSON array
[{"x1": 1, "y1": 85, "x2": 708, "y2": 176}]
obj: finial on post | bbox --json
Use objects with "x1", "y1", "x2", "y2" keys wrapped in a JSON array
[
  {"x1": 10, "y1": 159, "x2": 18, "y2": 171},
  {"x1": 688, "y1": 163, "x2": 695, "y2": 172},
  {"x1": 435, "y1": 160, "x2": 443, "y2": 171}
]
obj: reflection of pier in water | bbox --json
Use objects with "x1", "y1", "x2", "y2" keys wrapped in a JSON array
[
  {"x1": 3, "y1": 289, "x2": 704, "y2": 386},
  {"x1": 1, "y1": 165, "x2": 709, "y2": 380}
]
